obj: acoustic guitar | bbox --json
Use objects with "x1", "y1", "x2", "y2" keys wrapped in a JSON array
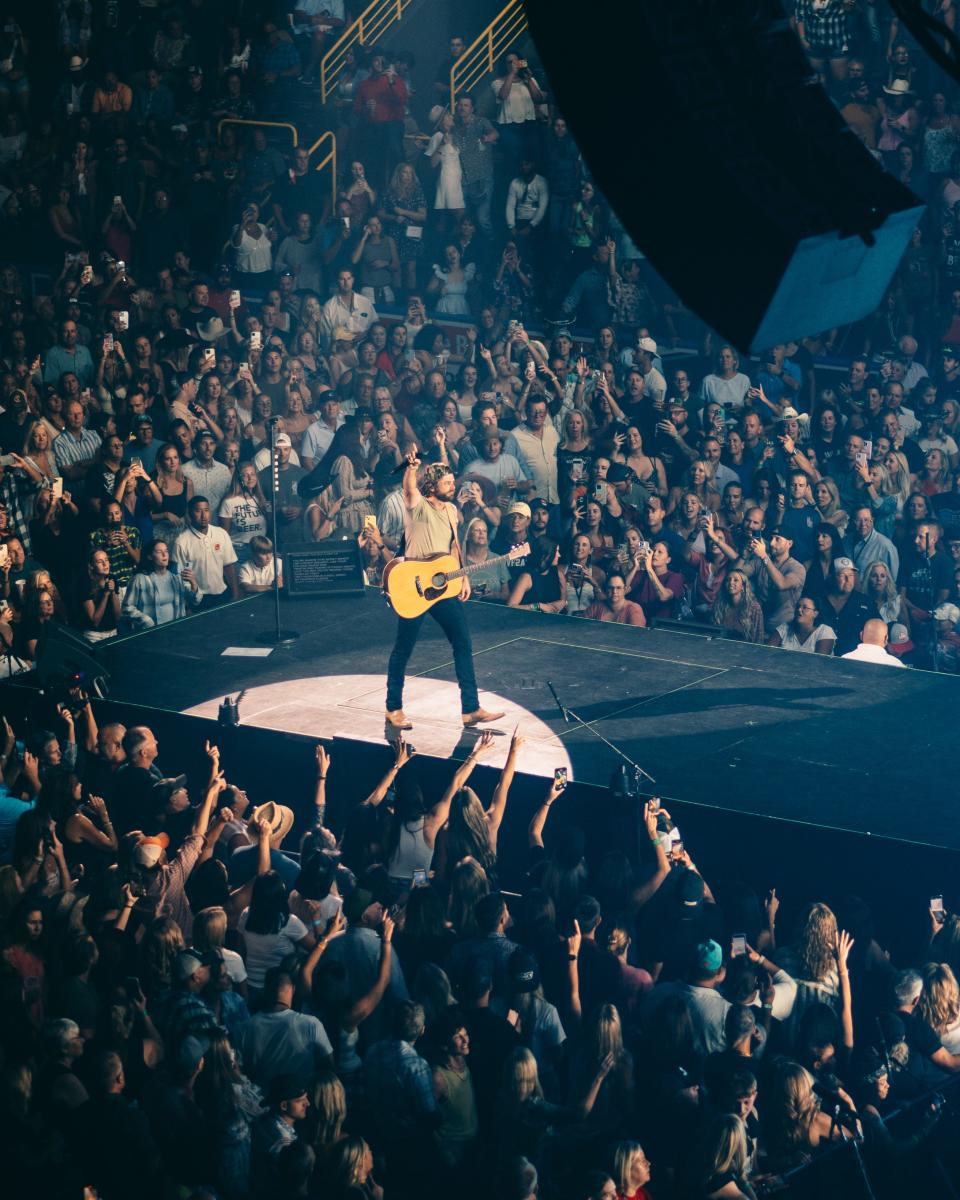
[{"x1": 382, "y1": 542, "x2": 531, "y2": 619}]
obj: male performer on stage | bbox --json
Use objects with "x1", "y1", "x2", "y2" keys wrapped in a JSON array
[{"x1": 385, "y1": 446, "x2": 504, "y2": 731}]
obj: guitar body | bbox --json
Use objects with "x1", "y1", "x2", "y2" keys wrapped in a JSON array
[{"x1": 382, "y1": 554, "x2": 463, "y2": 619}]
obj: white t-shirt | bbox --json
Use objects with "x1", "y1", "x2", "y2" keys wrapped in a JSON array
[
  {"x1": 700, "y1": 372, "x2": 752, "y2": 411},
  {"x1": 776, "y1": 622, "x2": 836, "y2": 651},
  {"x1": 239, "y1": 556, "x2": 282, "y2": 587},
  {"x1": 237, "y1": 910, "x2": 309, "y2": 989},
  {"x1": 221, "y1": 945, "x2": 247, "y2": 985},
  {"x1": 492, "y1": 75, "x2": 537, "y2": 124},
  {"x1": 219, "y1": 494, "x2": 268, "y2": 546}
]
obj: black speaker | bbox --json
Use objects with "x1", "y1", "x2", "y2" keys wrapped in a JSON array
[
  {"x1": 526, "y1": 0, "x2": 925, "y2": 352},
  {"x1": 283, "y1": 540, "x2": 366, "y2": 597}
]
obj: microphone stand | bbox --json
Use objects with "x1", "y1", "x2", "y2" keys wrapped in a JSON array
[
  {"x1": 257, "y1": 418, "x2": 299, "y2": 647},
  {"x1": 546, "y1": 679, "x2": 656, "y2": 785}
]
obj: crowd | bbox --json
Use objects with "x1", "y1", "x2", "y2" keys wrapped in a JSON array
[
  {"x1": 1, "y1": 5, "x2": 960, "y2": 672},
  {"x1": 0, "y1": 708, "x2": 959, "y2": 1200},
  {"x1": 2, "y1": 8, "x2": 960, "y2": 1199}
]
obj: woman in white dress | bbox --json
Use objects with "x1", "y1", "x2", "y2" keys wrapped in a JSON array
[
  {"x1": 428, "y1": 243, "x2": 475, "y2": 318},
  {"x1": 425, "y1": 112, "x2": 464, "y2": 233}
]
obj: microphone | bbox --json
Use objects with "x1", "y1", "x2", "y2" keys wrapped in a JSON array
[{"x1": 547, "y1": 680, "x2": 568, "y2": 723}]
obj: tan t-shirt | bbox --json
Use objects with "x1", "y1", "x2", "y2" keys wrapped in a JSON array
[{"x1": 404, "y1": 496, "x2": 457, "y2": 559}]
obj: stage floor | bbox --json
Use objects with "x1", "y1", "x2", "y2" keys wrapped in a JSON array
[{"x1": 103, "y1": 592, "x2": 960, "y2": 851}]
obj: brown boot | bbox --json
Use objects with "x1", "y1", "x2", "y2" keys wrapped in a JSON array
[
  {"x1": 385, "y1": 709, "x2": 413, "y2": 730},
  {"x1": 462, "y1": 708, "x2": 506, "y2": 727}
]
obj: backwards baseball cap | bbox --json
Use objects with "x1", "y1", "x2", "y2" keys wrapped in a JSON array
[
  {"x1": 507, "y1": 949, "x2": 541, "y2": 994},
  {"x1": 133, "y1": 832, "x2": 170, "y2": 868},
  {"x1": 508, "y1": 501, "x2": 531, "y2": 518},
  {"x1": 174, "y1": 950, "x2": 206, "y2": 981},
  {"x1": 268, "y1": 1073, "x2": 308, "y2": 1106},
  {"x1": 695, "y1": 939, "x2": 723, "y2": 975},
  {"x1": 887, "y1": 623, "x2": 914, "y2": 657},
  {"x1": 833, "y1": 556, "x2": 857, "y2": 574},
  {"x1": 677, "y1": 867, "x2": 705, "y2": 908}
]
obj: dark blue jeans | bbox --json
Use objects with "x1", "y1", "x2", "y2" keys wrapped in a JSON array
[{"x1": 386, "y1": 596, "x2": 479, "y2": 714}]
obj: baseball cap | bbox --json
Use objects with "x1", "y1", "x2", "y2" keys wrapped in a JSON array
[
  {"x1": 677, "y1": 868, "x2": 704, "y2": 909},
  {"x1": 529, "y1": 497, "x2": 549, "y2": 512},
  {"x1": 508, "y1": 501, "x2": 531, "y2": 518},
  {"x1": 637, "y1": 336, "x2": 658, "y2": 355},
  {"x1": 268, "y1": 1073, "x2": 308, "y2": 1106},
  {"x1": 274, "y1": 433, "x2": 293, "y2": 448},
  {"x1": 173, "y1": 950, "x2": 205, "y2": 981},
  {"x1": 507, "y1": 949, "x2": 541, "y2": 994},
  {"x1": 887, "y1": 623, "x2": 914, "y2": 657},
  {"x1": 152, "y1": 775, "x2": 188, "y2": 807},
  {"x1": 133, "y1": 832, "x2": 170, "y2": 868},
  {"x1": 833, "y1": 556, "x2": 857, "y2": 574},
  {"x1": 933, "y1": 603, "x2": 960, "y2": 623},
  {"x1": 695, "y1": 939, "x2": 723, "y2": 975},
  {"x1": 942, "y1": 346, "x2": 959, "y2": 358}
]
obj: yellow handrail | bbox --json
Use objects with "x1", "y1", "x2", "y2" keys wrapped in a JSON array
[
  {"x1": 307, "y1": 131, "x2": 338, "y2": 207},
  {"x1": 450, "y1": 0, "x2": 527, "y2": 111},
  {"x1": 320, "y1": 0, "x2": 413, "y2": 104},
  {"x1": 217, "y1": 118, "x2": 299, "y2": 147}
]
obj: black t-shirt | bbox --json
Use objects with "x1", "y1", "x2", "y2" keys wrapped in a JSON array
[
  {"x1": 897, "y1": 549, "x2": 953, "y2": 612},
  {"x1": 822, "y1": 592, "x2": 878, "y2": 656},
  {"x1": 900, "y1": 1008, "x2": 948, "y2": 1087}
]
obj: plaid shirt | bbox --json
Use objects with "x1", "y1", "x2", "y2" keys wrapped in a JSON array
[
  {"x1": 0, "y1": 470, "x2": 32, "y2": 550},
  {"x1": 795, "y1": 0, "x2": 850, "y2": 52},
  {"x1": 363, "y1": 1038, "x2": 436, "y2": 1136}
]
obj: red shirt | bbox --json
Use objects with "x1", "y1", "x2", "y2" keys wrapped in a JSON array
[
  {"x1": 354, "y1": 73, "x2": 408, "y2": 123},
  {"x1": 584, "y1": 600, "x2": 646, "y2": 626}
]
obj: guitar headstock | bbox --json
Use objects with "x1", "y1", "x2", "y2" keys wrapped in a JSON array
[{"x1": 508, "y1": 541, "x2": 531, "y2": 560}]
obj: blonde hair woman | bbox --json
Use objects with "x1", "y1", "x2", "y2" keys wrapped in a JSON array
[
  {"x1": 814, "y1": 477, "x2": 849, "y2": 538},
  {"x1": 193, "y1": 906, "x2": 248, "y2": 995},
  {"x1": 862, "y1": 561, "x2": 903, "y2": 626},
  {"x1": 762, "y1": 1061, "x2": 843, "y2": 1171},
  {"x1": 712, "y1": 569, "x2": 764, "y2": 643},
  {"x1": 612, "y1": 1140, "x2": 652, "y2": 1200},
  {"x1": 918, "y1": 962, "x2": 960, "y2": 1053},
  {"x1": 687, "y1": 1114, "x2": 756, "y2": 1200},
  {"x1": 883, "y1": 449, "x2": 912, "y2": 511},
  {"x1": 497, "y1": 1045, "x2": 614, "y2": 1165}
]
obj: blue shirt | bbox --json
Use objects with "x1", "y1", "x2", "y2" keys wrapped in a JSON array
[
  {"x1": 43, "y1": 343, "x2": 94, "y2": 387},
  {"x1": 0, "y1": 786, "x2": 34, "y2": 860}
]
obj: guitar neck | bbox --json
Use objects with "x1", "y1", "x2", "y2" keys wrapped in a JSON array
[{"x1": 450, "y1": 550, "x2": 517, "y2": 580}]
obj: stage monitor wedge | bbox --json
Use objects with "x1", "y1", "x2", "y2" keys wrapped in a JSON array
[{"x1": 525, "y1": 0, "x2": 926, "y2": 352}]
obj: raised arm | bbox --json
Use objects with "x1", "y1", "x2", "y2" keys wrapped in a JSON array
[
  {"x1": 402, "y1": 444, "x2": 422, "y2": 507},
  {"x1": 487, "y1": 727, "x2": 523, "y2": 849},
  {"x1": 424, "y1": 731, "x2": 495, "y2": 839},
  {"x1": 631, "y1": 799, "x2": 670, "y2": 910},
  {"x1": 528, "y1": 777, "x2": 563, "y2": 847},
  {"x1": 363, "y1": 739, "x2": 415, "y2": 808}
]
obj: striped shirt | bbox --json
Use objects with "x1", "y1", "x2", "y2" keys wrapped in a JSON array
[{"x1": 54, "y1": 427, "x2": 102, "y2": 472}]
